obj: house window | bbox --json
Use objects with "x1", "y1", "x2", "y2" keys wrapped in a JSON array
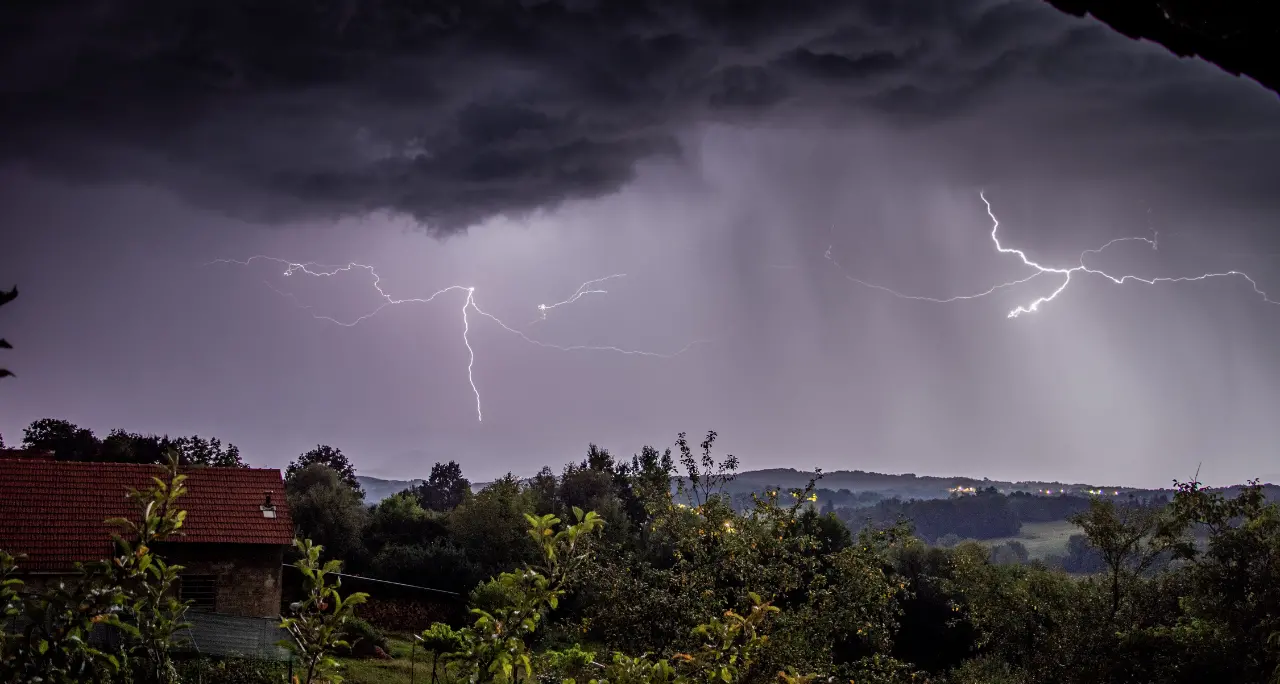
[{"x1": 180, "y1": 575, "x2": 218, "y2": 612}]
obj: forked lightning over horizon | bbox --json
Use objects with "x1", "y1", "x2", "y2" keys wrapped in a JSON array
[
  {"x1": 207, "y1": 257, "x2": 704, "y2": 422},
  {"x1": 826, "y1": 190, "x2": 1280, "y2": 318}
]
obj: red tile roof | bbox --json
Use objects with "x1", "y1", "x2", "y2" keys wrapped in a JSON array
[{"x1": 0, "y1": 459, "x2": 294, "y2": 571}]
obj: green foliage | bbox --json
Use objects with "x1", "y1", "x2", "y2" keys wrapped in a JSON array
[
  {"x1": 372, "y1": 541, "x2": 481, "y2": 594},
  {"x1": 0, "y1": 550, "x2": 26, "y2": 666},
  {"x1": 1154, "y1": 478, "x2": 1280, "y2": 680},
  {"x1": 419, "y1": 623, "x2": 467, "y2": 684},
  {"x1": 414, "y1": 460, "x2": 473, "y2": 511},
  {"x1": 447, "y1": 475, "x2": 541, "y2": 571},
  {"x1": 432, "y1": 507, "x2": 799, "y2": 684},
  {"x1": 1, "y1": 569, "x2": 132, "y2": 682},
  {"x1": 175, "y1": 656, "x2": 290, "y2": 684},
  {"x1": 170, "y1": 434, "x2": 246, "y2": 468},
  {"x1": 946, "y1": 655, "x2": 1022, "y2": 684},
  {"x1": 18, "y1": 417, "x2": 246, "y2": 466},
  {"x1": 337, "y1": 616, "x2": 390, "y2": 658},
  {"x1": 103, "y1": 454, "x2": 194, "y2": 683},
  {"x1": 101, "y1": 430, "x2": 247, "y2": 467},
  {"x1": 22, "y1": 417, "x2": 101, "y2": 459},
  {"x1": 288, "y1": 463, "x2": 372, "y2": 562},
  {"x1": 288, "y1": 444, "x2": 364, "y2": 495},
  {"x1": 1068, "y1": 497, "x2": 1170, "y2": 618},
  {"x1": 419, "y1": 622, "x2": 466, "y2": 655},
  {"x1": 842, "y1": 488, "x2": 1021, "y2": 544},
  {"x1": 988, "y1": 541, "x2": 1029, "y2": 566},
  {"x1": 675, "y1": 431, "x2": 738, "y2": 507},
  {"x1": 433, "y1": 507, "x2": 604, "y2": 684},
  {"x1": 280, "y1": 538, "x2": 371, "y2": 684},
  {"x1": 0, "y1": 454, "x2": 195, "y2": 683},
  {"x1": 368, "y1": 491, "x2": 435, "y2": 547},
  {"x1": 467, "y1": 578, "x2": 520, "y2": 616},
  {"x1": 946, "y1": 542, "x2": 1108, "y2": 682},
  {"x1": 7, "y1": 428, "x2": 1280, "y2": 684},
  {"x1": 571, "y1": 468, "x2": 910, "y2": 679}
]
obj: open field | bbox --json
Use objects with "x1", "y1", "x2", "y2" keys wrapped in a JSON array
[
  {"x1": 341, "y1": 637, "x2": 432, "y2": 684},
  {"x1": 982, "y1": 520, "x2": 1081, "y2": 560}
]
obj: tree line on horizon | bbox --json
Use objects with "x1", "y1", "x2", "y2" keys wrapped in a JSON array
[
  {"x1": 2, "y1": 417, "x2": 246, "y2": 468},
  {"x1": 2, "y1": 413, "x2": 1279, "y2": 682},
  {"x1": 6, "y1": 415, "x2": 1267, "y2": 581},
  {"x1": 280, "y1": 428, "x2": 1280, "y2": 683}
]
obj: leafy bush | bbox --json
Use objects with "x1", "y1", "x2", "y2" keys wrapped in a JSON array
[
  {"x1": 175, "y1": 656, "x2": 288, "y2": 684},
  {"x1": 430, "y1": 507, "x2": 803, "y2": 684},
  {"x1": 335, "y1": 617, "x2": 389, "y2": 658},
  {"x1": 0, "y1": 455, "x2": 193, "y2": 684},
  {"x1": 279, "y1": 538, "x2": 370, "y2": 684},
  {"x1": 467, "y1": 578, "x2": 520, "y2": 616},
  {"x1": 371, "y1": 540, "x2": 483, "y2": 594}
]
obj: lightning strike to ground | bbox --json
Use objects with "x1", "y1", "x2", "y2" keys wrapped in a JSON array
[
  {"x1": 209, "y1": 257, "x2": 703, "y2": 421},
  {"x1": 826, "y1": 191, "x2": 1279, "y2": 318}
]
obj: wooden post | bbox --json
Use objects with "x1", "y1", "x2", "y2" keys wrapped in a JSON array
[{"x1": 410, "y1": 633, "x2": 421, "y2": 684}]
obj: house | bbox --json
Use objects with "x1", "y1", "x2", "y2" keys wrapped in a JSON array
[{"x1": 0, "y1": 457, "x2": 293, "y2": 618}]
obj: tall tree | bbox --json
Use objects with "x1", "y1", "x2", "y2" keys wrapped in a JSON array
[
  {"x1": 676, "y1": 430, "x2": 738, "y2": 507},
  {"x1": 413, "y1": 460, "x2": 471, "y2": 511},
  {"x1": 367, "y1": 491, "x2": 445, "y2": 552},
  {"x1": 100, "y1": 432, "x2": 248, "y2": 467},
  {"x1": 22, "y1": 418, "x2": 101, "y2": 460},
  {"x1": 100, "y1": 429, "x2": 173, "y2": 464},
  {"x1": 0, "y1": 285, "x2": 15, "y2": 381},
  {"x1": 172, "y1": 435, "x2": 246, "y2": 468},
  {"x1": 622, "y1": 445, "x2": 676, "y2": 524},
  {"x1": 285, "y1": 463, "x2": 370, "y2": 563},
  {"x1": 1070, "y1": 497, "x2": 1168, "y2": 619},
  {"x1": 21, "y1": 418, "x2": 245, "y2": 466},
  {"x1": 448, "y1": 474, "x2": 539, "y2": 571},
  {"x1": 287, "y1": 444, "x2": 362, "y2": 496}
]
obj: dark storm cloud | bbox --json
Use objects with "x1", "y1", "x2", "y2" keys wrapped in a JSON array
[{"x1": 3, "y1": 0, "x2": 1268, "y2": 236}]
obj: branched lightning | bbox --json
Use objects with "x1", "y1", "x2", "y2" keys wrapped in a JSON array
[
  {"x1": 528, "y1": 273, "x2": 625, "y2": 326},
  {"x1": 824, "y1": 243, "x2": 1045, "y2": 303},
  {"x1": 826, "y1": 191, "x2": 1279, "y2": 318},
  {"x1": 208, "y1": 256, "x2": 703, "y2": 421}
]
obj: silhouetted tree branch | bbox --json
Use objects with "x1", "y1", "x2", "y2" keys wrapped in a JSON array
[{"x1": 0, "y1": 285, "x2": 16, "y2": 380}]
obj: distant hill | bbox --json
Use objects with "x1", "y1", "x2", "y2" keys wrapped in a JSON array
[
  {"x1": 356, "y1": 468, "x2": 1141, "y2": 505},
  {"x1": 358, "y1": 475, "x2": 424, "y2": 504}
]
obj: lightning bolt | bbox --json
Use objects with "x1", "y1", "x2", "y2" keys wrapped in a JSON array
[
  {"x1": 528, "y1": 273, "x2": 625, "y2": 326},
  {"x1": 826, "y1": 191, "x2": 1279, "y2": 318},
  {"x1": 824, "y1": 243, "x2": 1044, "y2": 303},
  {"x1": 208, "y1": 257, "x2": 703, "y2": 421}
]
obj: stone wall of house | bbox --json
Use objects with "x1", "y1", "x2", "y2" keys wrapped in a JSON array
[
  {"x1": 164, "y1": 543, "x2": 285, "y2": 618},
  {"x1": 13, "y1": 543, "x2": 286, "y2": 619}
]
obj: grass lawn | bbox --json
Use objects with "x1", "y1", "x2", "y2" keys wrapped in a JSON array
[
  {"x1": 983, "y1": 520, "x2": 1081, "y2": 560},
  {"x1": 339, "y1": 636, "x2": 448, "y2": 684}
]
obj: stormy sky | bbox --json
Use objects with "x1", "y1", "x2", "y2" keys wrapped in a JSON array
[{"x1": 2, "y1": 0, "x2": 1279, "y2": 487}]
